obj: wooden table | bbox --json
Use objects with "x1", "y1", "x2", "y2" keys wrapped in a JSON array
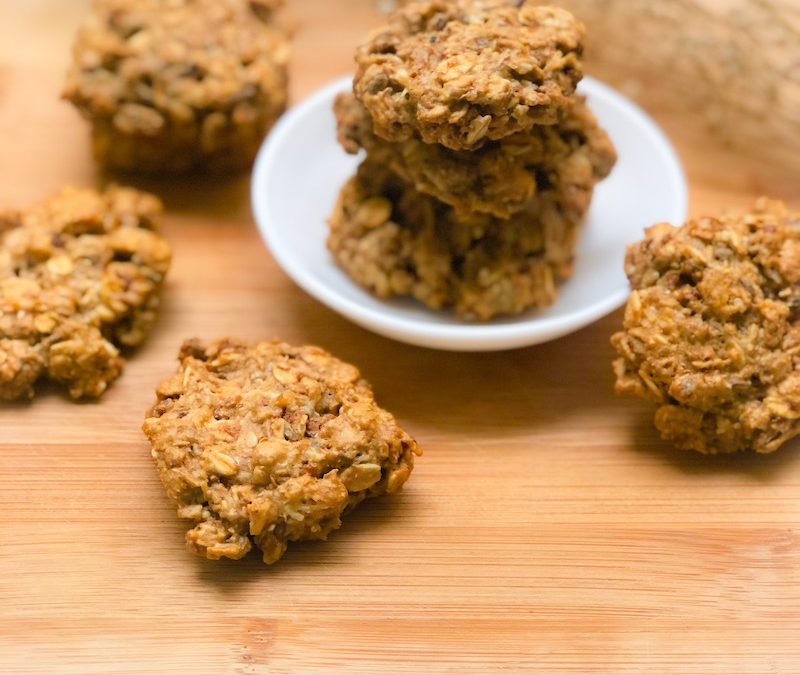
[{"x1": 1, "y1": 2, "x2": 798, "y2": 672}]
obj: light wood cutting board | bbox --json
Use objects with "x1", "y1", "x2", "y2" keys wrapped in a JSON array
[{"x1": 1, "y1": 1, "x2": 798, "y2": 673}]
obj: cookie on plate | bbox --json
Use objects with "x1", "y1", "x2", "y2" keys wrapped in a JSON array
[
  {"x1": 335, "y1": 91, "x2": 616, "y2": 220},
  {"x1": 612, "y1": 199, "x2": 800, "y2": 454},
  {"x1": 328, "y1": 159, "x2": 586, "y2": 321},
  {"x1": 354, "y1": 1, "x2": 584, "y2": 150},
  {"x1": 63, "y1": 0, "x2": 289, "y2": 173},
  {"x1": 0, "y1": 186, "x2": 171, "y2": 400},
  {"x1": 143, "y1": 338, "x2": 421, "y2": 564}
]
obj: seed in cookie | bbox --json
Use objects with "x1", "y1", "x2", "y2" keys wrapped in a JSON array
[
  {"x1": 611, "y1": 199, "x2": 800, "y2": 454},
  {"x1": 354, "y1": 1, "x2": 585, "y2": 150},
  {"x1": 63, "y1": 0, "x2": 289, "y2": 174},
  {"x1": 334, "y1": 91, "x2": 616, "y2": 220},
  {"x1": 143, "y1": 338, "x2": 421, "y2": 564},
  {"x1": 0, "y1": 186, "x2": 171, "y2": 400},
  {"x1": 328, "y1": 159, "x2": 588, "y2": 321}
]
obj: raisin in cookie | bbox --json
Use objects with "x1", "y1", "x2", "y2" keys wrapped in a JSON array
[
  {"x1": 63, "y1": 0, "x2": 289, "y2": 173},
  {"x1": 354, "y1": 1, "x2": 584, "y2": 150},
  {"x1": 143, "y1": 338, "x2": 421, "y2": 564},
  {"x1": 328, "y1": 159, "x2": 587, "y2": 321},
  {"x1": 0, "y1": 186, "x2": 171, "y2": 400},
  {"x1": 335, "y1": 91, "x2": 615, "y2": 220},
  {"x1": 612, "y1": 199, "x2": 800, "y2": 454}
]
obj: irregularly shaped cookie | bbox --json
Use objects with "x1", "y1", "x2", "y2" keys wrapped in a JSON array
[
  {"x1": 328, "y1": 159, "x2": 587, "y2": 321},
  {"x1": 335, "y1": 91, "x2": 615, "y2": 219},
  {"x1": 143, "y1": 338, "x2": 421, "y2": 564},
  {"x1": 354, "y1": 1, "x2": 585, "y2": 150},
  {"x1": 63, "y1": 0, "x2": 289, "y2": 173},
  {"x1": 0, "y1": 186, "x2": 171, "y2": 400},
  {"x1": 612, "y1": 199, "x2": 800, "y2": 454}
]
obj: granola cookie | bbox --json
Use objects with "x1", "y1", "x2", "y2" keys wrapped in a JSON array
[
  {"x1": 335, "y1": 91, "x2": 615, "y2": 220},
  {"x1": 63, "y1": 0, "x2": 289, "y2": 173},
  {"x1": 612, "y1": 199, "x2": 800, "y2": 454},
  {"x1": 354, "y1": 1, "x2": 584, "y2": 150},
  {"x1": 328, "y1": 159, "x2": 587, "y2": 321},
  {"x1": 143, "y1": 338, "x2": 420, "y2": 564},
  {"x1": 0, "y1": 186, "x2": 171, "y2": 400}
]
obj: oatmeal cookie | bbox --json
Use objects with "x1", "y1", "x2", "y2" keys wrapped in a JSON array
[
  {"x1": 354, "y1": 1, "x2": 584, "y2": 150},
  {"x1": 328, "y1": 159, "x2": 587, "y2": 320},
  {"x1": 0, "y1": 186, "x2": 170, "y2": 400},
  {"x1": 63, "y1": 0, "x2": 289, "y2": 173},
  {"x1": 335, "y1": 91, "x2": 615, "y2": 219},
  {"x1": 612, "y1": 199, "x2": 800, "y2": 454},
  {"x1": 143, "y1": 338, "x2": 421, "y2": 564}
]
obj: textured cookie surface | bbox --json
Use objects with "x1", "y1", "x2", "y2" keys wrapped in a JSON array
[
  {"x1": 354, "y1": 0, "x2": 584, "y2": 150},
  {"x1": 612, "y1": 199, "x2": 800, "y2": 454},
  {"x1": 328, "y1": 159, "x2": 588, "y2": 321},
  {"x1": 0, "y1": 186, "x2": 170, "y2": 400},
  {"x1": 143, "y1": 338, "x2": 420, "y2": 564},
  {"x1": 63, "y1": 0, "x2": 289, "y2": 173},
  {"x1": 335, "y1": 92, "x2": 615, "y2": 220}
]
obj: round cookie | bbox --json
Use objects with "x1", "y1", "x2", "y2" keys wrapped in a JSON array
[
  {"x1": 0, "y1": 186, "x2": 171, "y2": 400},
  {"x1": 612, "y1": 199, "x2": 800, "y2": 454},
  {"x1": 354, "y1": 0, "x2": 585, "y2": 150},
  {"x1": 327, "y1": 159, "x2": 586, "y2": 321},
  {"x1": 63, "y1": 0, "x2": 289, "y2": 173},
  {"x1": 143, "y1": 338, "x2": 421, "y2": 564},
  {"x1": 335, "y1": 91, "x2": 616, "y2": 220}
]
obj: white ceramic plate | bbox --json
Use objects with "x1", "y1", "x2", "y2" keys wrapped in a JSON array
[{"x1": 251, "y1": 75, "x2": 688, "y2": 351}]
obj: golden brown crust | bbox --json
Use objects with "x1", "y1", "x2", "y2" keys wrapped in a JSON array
[
  {"x1": 143, "y1": 338, "x2": 421, "y2": 564},
  {"x1": 63, "y1": 0, "x2": 289, "y2": 173},
  {"x1": 328, "y1": 159, "x2": 589, "y2": 321},
  {"x1": 335, "y1": 91, "x2": 615, "y2": 220},
  {"x1": 611, "y1": 199, "x2": 800, "y2": 454},
  {"x1": 0, "y1": 186, "x2": 171, "y2": 400},
  {"x1": 354, "y1": 1, "x2": 584, "y2": 150}
]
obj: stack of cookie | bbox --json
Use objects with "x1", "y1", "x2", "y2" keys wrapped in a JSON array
[{"x1": 328, "y1": 0, "x2": 616, "y2": 320}]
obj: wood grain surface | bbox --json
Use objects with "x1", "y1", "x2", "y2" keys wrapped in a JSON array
[{"x1": 1, "y1": 2, "x2": 799, "y2": 673}]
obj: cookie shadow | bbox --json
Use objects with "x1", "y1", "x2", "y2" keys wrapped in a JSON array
[
  {"x1": 96, "y1": 168, "x2": 252, "y2": 220},
  {"x1": 193, "y1": 492, "x2": 414, "y2": 589},
  {"x1": 629, "y1": 410, "x2": 800, "y2": 480}
]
